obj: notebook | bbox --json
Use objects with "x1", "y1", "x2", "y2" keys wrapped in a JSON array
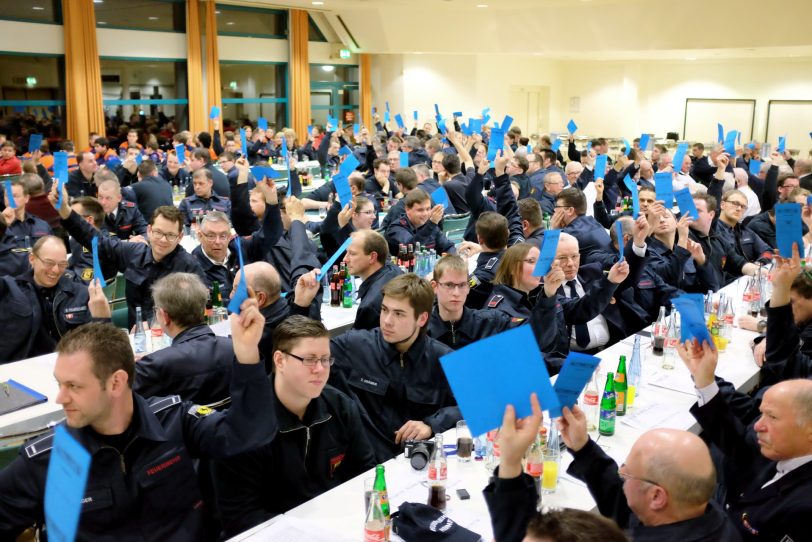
[{"x1": 0, "y1": 380, "x2": 48, "y2": 416}]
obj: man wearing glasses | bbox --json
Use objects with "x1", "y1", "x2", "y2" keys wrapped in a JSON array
[
  {"x1": 0, "y1": 235, "x2": 109, "y2": 362},
  {"x1": 214, "y1": 316, "x2": 375, "y2": 537},
  {"x1": 54, "y1": 188, "x2": 205, "y2": 327},
  {"x1": 178, "y1": 169, "x2": 232, "y2": 228},
  {"x1": 714, "y1": 188, "x2": 771, "y2": 283},
  {"x1": 192, "y1": 177, "x2": 281, "y2": 302}
]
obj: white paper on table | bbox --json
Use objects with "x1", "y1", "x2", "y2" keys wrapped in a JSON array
[
  {"x1": 620, "y1": 402, "x2": 685, "y2": 431},
  {"x1": 583, "y1": 181, "x2": 597, "y2": 217},
  {"x1": 646, "y1": 369, "x2": 697, "y2": 396},
  {"x1": 233, "y1": 515, "x2": 356, "y2": 542}
]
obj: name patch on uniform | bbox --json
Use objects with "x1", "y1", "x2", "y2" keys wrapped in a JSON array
[
  {"x1": 637, "y1": 280, "x2": 653, "y2": 288},
  {"x1": 488, "y1": 295, "x2": 504, "y2": 308},
  {"x1": 359, "y1": 378, "x2": 379, "y2": 387},
  {"x1": 329, "y1": 453, "x2": 345, "y2": 477},
  {"x1": 146, "y1": 454, "x2": 181, "y2": 476}
]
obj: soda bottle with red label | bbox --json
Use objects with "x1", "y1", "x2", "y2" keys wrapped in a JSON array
[{"x1": 427, "y1": 434, "x2": 447, "y2": 510}]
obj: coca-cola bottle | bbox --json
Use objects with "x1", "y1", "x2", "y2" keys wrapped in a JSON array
[
  {"x1": 426, "y1": 435, "x2": 447, "y2": 510},
  {"x1": 364, "y1": 491, "x2": 386, "y2": 542}
]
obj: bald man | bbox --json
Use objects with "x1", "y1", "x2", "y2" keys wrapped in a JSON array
[
  {"x1": 681, "y1": 334, "x2": 812, "y2": 541},
  {"x1": 237, "y1": 262, "x2": 320, "y2": 372},
  {"x1": 558, "y1": 406, "x2": 741, "y2": 541}
]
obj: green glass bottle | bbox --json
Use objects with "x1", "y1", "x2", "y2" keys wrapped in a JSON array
[
  {"x1": 614, "y1": 356, "x2": 628, "y2": 417},
  {"x1": 212, "y1": 281, "x2": 222, "y2": 308},
  {"x1": 373, "y1": 464, "x2": 391, "y2": 539},
  {"x1": 599, "y1": 372, "x2": 617, "y2": 436}
]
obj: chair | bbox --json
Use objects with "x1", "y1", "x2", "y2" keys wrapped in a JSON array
[{"x1": 442, "y1": 212, "x2": 470, "y2": 244}]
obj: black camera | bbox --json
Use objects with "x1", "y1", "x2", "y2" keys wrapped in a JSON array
[{"x1": 404, "y1": 439, "x2": 435, "y2": 470}]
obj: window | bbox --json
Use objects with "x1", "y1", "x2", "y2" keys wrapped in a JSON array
[
  {"x1": 215, "y1": 5, "x2": 286, "y2": 39},
  {"x1": 308, "y1": 15, "x2": 327, "y2": 42},
  {"x1": 0, "y1": 1, "x2": 62, "y2": 24},
  {"x1": 100, "y1": 58, "x2": 188, "y2": 149},
  {"x1": 0, "y1": 54, "x2": 66, "y2": 149},
  {"x1": 95, "y1": 0, "x2": 185, "y2": 33},
  {"x1": 220, "y1": 62, "x2": 288, "y2": 130},
  {"x1": 310, "y1": 64, "x2": 359, "y2": 126}
]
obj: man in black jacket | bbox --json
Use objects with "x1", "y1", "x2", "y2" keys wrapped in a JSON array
[
  {"x1": 214, "y1": 316, "x2": 376, "y2": 537},
  {"x1": 347, "y1": 229, "x2": 402, "y2": 331},
  {"x1": 129, "y1": 159, "x2": 174, "y2": 222},
  {"x1": 385, "y1": 189, "x2": 455, "y2": 257},
  {"x1": 133, "y1": 272, "x2": 235, "y2": 404},
  {"x1": 66, "y1": 151, "x2": 98, "y2": 198},
  {"x1": 0, "y1": 302, "x2": 276, "y2": 541}
]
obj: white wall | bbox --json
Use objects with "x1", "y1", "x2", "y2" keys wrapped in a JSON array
[
  {"x1": 371, "y1": 53, "x2": 812, "y2": 155},
  {"x1": 0, "y1": 21, "x2": 63, "y2": 55}
]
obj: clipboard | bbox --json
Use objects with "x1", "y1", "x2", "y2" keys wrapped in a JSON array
[{"x1": 0, "y1": 379, "x2": 48, "y2": 416}]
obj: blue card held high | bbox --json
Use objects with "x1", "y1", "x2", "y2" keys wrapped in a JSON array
[
  {"x1": 674, "y1": 187, "x2": 699, "y2": 220},
  {"x1": 28, "y1": 133, "x2": 43, "y2": 154},
  {"x1": 319, "y1": 237, "x2": 353, "y2": 279},
  {"x1": 594, "y1": 154, "x2": 607, "y2": 180},
  {"x1": 724, "y1": 130, "x2": 737, "y2": 157},
  {"x1": 91, "y1": 235, "x2": 107, "y2": 286},
  {"x1": 654, "y1": 171, "x2": 674, "y2": 208},
  {"x1": 209, "y1": 106, "x2": 220, "y2": 119},
  {"x1": 439, "y1": 325, "x2": 560, "y2": 436},
  {"x1": 395, "y1": 114, "x2": 405, "y2": 129},
  {"x1": 622, "y1": 138, "x2": 632, "y2": 157},
  {"x1": 749, "y1": 159, "x2": 762, "y2": 176},
  {"x1": 775, "y1": 203, "x2": 803, "y2": 258},
  {"x1": 672, "y1": 294, "x2": 712, "y2": 345},
  {"x1": 488, "y1": 129, "x2": 505, "y2": 161},
  {"x1": 54, "y1": 151, "x2": 68, "y2": 209},
  {"x1": 240, "y1": 128, "x2": 248, "y2": 159},
  {"x1": 639, "y1": 134, "x2": 651, "y2": 152},
  {"x1": 227, "y1": 237, "x2": 249, "y2": 315},
  {"x1": 551, "y1": 139, "x2": 562, "y2": 153},
  {"x1": 717, "y1": 123, "x2": 724, "y2": 143},
  {"x1": 399, "y1": 151, "x2": 409, "y2": 167},
  {"x1": 778, "y1": 136, "x2": 786, "y2": 153},
  {"x1": 4, "y1": 181, "x2": 15, "y2": 209},
  {"x1": 257, "y1": 117, "x2": 268, "y2": 131},
  {"x1": 501, "y1": 115, "x2": 514, "y2": 133},
  {"x1": 333, "y1": 174, "x2": 352, "y2": 206},
  {"x1": 567, "y1": 119, "x2": 578, "y2": 134},
  {"x1": 532, "y1": 229, "x2": 560, "y2": 277},
  {"x1": 671, "y1": 142, "x2": 688, "y2": 173}
]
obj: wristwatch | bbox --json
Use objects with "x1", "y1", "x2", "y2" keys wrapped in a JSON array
[{"x1": 757, "y1": 319, "x2": 767, "y2": 333}]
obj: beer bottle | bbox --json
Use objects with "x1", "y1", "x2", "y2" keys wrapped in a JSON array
[
  {"x1": 614, "y1": 356, "x2": 627, "y2": 416},
  {"x1": 599, "y1": 372, "x2": 616, "y2": 436},
  {"x1": 364, "y1": 491, "x2": 386, "y2": 542},
  {"x1": 372, "y1": 464, "x2": 390, "y2": 540},
  {"x1": 427, "y1": 435, "x2": 447, "y2": 510},
  {"x1": 524, "y1": 431, "x2": 543, "y2": 509},
  {"x1": 407, "y1": 244, "x2": 415, "y2": 272},
  {"x1": 212, "y1": 281, "x2": 222, "y2": 308}
]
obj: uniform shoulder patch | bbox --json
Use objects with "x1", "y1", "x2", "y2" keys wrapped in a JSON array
[
  {"x1": 468, "y1": 275, "x2": 480, "y2": 289},
  {"x1": 81, "y1": 268, "x2": 93, "y2": 281},
  {"x1": 82, "y1": 246, "x2": 90, "y2": 253},
  {"x1": 488, "y1": 295, "x2": 504, "y2": 308},
  {"x1": 24, "y1": 432, "x2": 55, "y2": 459},
  {"x1": 187, "y1": 404, "x2": 215, "y2": 418},
  {"x1": 484, "y1": 257, "x2": 499, "y2": 270},
  {"x1": 123, "y1": 201, "x2": 136, "y2": 208},
  {"x1": 150, "y1": 395, "x2": 181, "y2": 414},
  {"x1": 11, "y1": 248, "x2": 31, "y2": 253}
]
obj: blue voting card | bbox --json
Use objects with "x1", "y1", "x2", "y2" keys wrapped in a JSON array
[
  {"x1": 413, "y1": 110, "x2": 418, "y2": 121},
  {"x1": 747, "y1": 143, "x2": 755, "y2": 150},
  {"x1": 436, "y1": 115, "x2": 447, "y2": 134},
  {"x1": 386, "y1": 101, "x2": 391, "y2": 112},
  {"x1": 54, "y1": 152, "x2": 69, "y2": 209},
  {"x1": 249, "y1": 166, "x2": 279, "y2": 181},
  {"x1": 488, "y1": 129, "x2": 504, "y2": 161},
  {"x1": 674, "y1": 187, "x2": 698, "y2": 220},
  {"x1": 240, "y1": 128, "x2": 248, "y2": 159},
  {"x1": 672, "y1": 142, "x2": 688, "y2": 173},
  {"x1": 432, "y1": 187, "x2": 450, "y2": 209},
  {"x1": 327, "y1": 115, "x2": 338, "y2": 128},
  {"x1": 654, "y1": 171, "x2": 674, "y2": 208},
  {"x1": 434, "y1": 103, "x2": 440, "y2": 115},
  {"x1": 257, "y1": 117, "x2": 268, "y2": 131},
  {"x1": 775, "y1": 203, "x2": 803, "y2": 258},
  {"x1": 280, "y1": 135, "x2": 288, "y2": 160},
  {"x1": 717, "y1": 123, "x2": 724, "y2": 143},
  {"x1": 551, "y1": 139, "x2": 562, "y2": 153},
  {"x1": 807, "y1": 196, "x2": 812, "y2": 206},
  {"x1": 28, "y1": 133, "x2": 43, "y2": 154},
  {"x1": 339, "y1": 154, "x2": 360, "y2": 176},
  {"x1": 227, "y1": 237, "x2": 249, "y2": 315},
  {"x1": 453, "y1": 111, "x2": 463, "y2": 118},
  {"x1": 615, "y1": 221, "x2": 624, "y2": 262},
  {"x1": 672, "y1": 294, "x2": 712, "y2": 345},
  {"x1": 749, "y1": 159, "x2": 762, "y2": 176},
  {"x1": 482, "y1": 114, "x2": 491, "y2": 126},
  {"x1": 440, "y1": 325, "x2": 560, "y2": 436},
  {"x1": 493, "y1": 122, "x2": 500, "y2": 131},
  {"x1": 737, "y1": 131, "x2": 742, "y2": 146},
  {"x1": 622, "y1": 174, "x2": 640, "y2": 218},
  {"x1": 532, "y1": 229, "x2": 560, "y2": 277},
  {"x1": 639, "y1": 133, "x2": 651, "y2": 152},
  {"x1": 333, "y1": 174, "x2": 353, "y2": 206},
  {"x1": 778, "y1": 136, "x2": 786, "y2": 153},
  {"x1": 318, "y1": 236, "x2": 353, "y2": 279},
  {"x1": 353, "y1": 123, "x2": 360, "y2": 136},
  {"x1": 724, "y1": 130, "x2": 737, "y2": 157},
  {"x1": 482, "y1": 106, "x2": 490, "y2": 117},
  {"x1": 553, "y1": 352, "x2": 601, "y2": 417},
  {"x1": 460, "y1": 123, "x2": 472, "y2": 136},
  {"x1": 468, "y1": 118, "x2": 482, "y2": 134},
  {"x1": 594, "y1": 154, "x2": 608, "y2": 180},
  {"x1": 622, "y1": 138, "x2": 633, "y2": 157},
  {"x1": 395, "y1": 114, "x2": 405, "y2": 129},
  {"x1": 174, "y1": 144, "x2": 185, "y2": 164},
  {"x1": 526, "y1": 144, "x2": 533, "y2": 153},
  {"x1": 307, "y1": 124, "x2": 313, "y2": 136},
  {"x1": 384, "y1": 111, "x2": 390, "y2": 124},
  {"x1": 567, "y1": 119, "x2": 578, "y2": 134},
  {"x1": 45, "y1": 425, "x2": 91, "y2": 542},
  {"x1": 501, "y1": 115, "x2": 514, "y2": 133},
  {"x1": 586, "y1": 141, "x2": 592, "y2": 153},
  {"x1": 338, "y1": 146, "x2": 352, "y2": 157},
  {"x1": 4, "y1": 181, "x2": 15, "y2": 209},
  {"x1": 209, "y1": 105, "x2": 220, "y2": 119},
  {"x1": 399, "y1": 151, "x2": 409, "y2": 167},
  {"x1": 91, "y1": 235, "x2": 107, "y2": 286}
]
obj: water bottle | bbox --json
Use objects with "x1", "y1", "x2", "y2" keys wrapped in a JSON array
[
  {"x1": 662, "y1": 314, "x2": 677, "y2": 370},
  {"x1": 133, "y1": 306, "x2": 147, "y2": 354},
  {"x1": 322, "y1": 273, "x2": 331, "y2": 305},
  {"x1": 628, "y1": 335, "x2": 643, "y2": 406}
]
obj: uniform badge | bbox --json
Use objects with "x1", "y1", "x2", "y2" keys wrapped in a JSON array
[
  {"x1": 488, "y1": 295, "x2": 504, "y2": 308},
  {"x1": 81, "y1": 268, "x2": 93, "y2": 281},
  {"x1": 329, "y1": 453, "x2": 345, "y2": 478},
  {"x1": 468, "y1": 276, "x2": 480, "y2": 289},
  {"x1": 510, "y1": 317, "x2": 525, "y2": 323},
  {"x1": 82, "y1": 246, "x2": 90, "y2": 253},
  {"x1": 484, "y1": 257, "x2": 498, "y2": 270},
  {"x1": 187, "y1": 405, "x2": 215, "y2": 418}
]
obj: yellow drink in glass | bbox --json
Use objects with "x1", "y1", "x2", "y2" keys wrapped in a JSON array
[
  {"x1": 542, "y1": 460, "x2": 559, "y2": 493},
  {"x1": 627, "y1": 385, "x2": 636, "y2": 407},
  {"x1": 714, "y1": 335, "x2": 728, "y2": 353}
]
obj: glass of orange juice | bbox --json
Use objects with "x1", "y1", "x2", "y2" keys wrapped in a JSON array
[{"x1": 541, "y1": 450, "x2": 560, "y2": 494}]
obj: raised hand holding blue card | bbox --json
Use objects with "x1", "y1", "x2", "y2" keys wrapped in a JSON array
[
  {"x1": 28, "y1": 133, "x2": 43, "y2": 154},
  {"x1": 4, "y1": 181, "x2": 15, "y2": 209},
  {"x1": 775, "y1": 203, "x2": 803, "y2": 258},
  {"x1": 671, "y1": 294, "x2": 712, "y2": 345},
  {"x1": 240, "y1": 128, "x2": 248, "y2": 159},
  {"x1": 749, "y1": 159, "x2": 762, "y2": 176},
  {"x1": 432, "y1": 187, "x2": 450, "y2": 210},
  {"x1": 672, "y1": 142, "x2": 688, "y2": 173},
  {"x1": 594, "y1": 154, "x2": 607, "y2": 180},
  {"x1": 532, "y1": 229, "x2": 560, "y2": 277},
  {"x1": 227, "y1": 237, "x2": 249, "y2": 315},
  {"x1": 654, "y1": 171, "x2": 674, "y2": 208},
  {"x1": 674, "y1": 187, "x2": 698, "y2": 220},
  {"x1": 622, "y1": 174, "x2": 640, "y2": 218},
  {"x1": 567, "y1": 119, "x2": 578, "y2": 134},
  {"x1": 258, "y1": 117, "x2": 268, "y2": 131},
  {"x1": 209, "y1": 105, "x2": 220, "y2": 119},
  {"x1": 551, "y1": 139, "x2": 562, "y2": 153}
]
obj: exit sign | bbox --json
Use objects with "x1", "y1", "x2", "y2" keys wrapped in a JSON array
[{"x1": 339, "y1": 49, "x2": 351, "y2": 59}]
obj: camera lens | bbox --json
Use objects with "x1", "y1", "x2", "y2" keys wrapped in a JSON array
[{"x1": 409, "y1": 443, "x2": 429, "y2": 470}]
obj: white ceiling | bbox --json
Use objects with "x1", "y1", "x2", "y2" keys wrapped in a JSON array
[{"x1": 223, "y1": 0, "x2": 812, "y2": 60}]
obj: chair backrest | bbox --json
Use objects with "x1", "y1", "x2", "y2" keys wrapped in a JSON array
[{"x1": 441, "y1": 212, "x2": 470, "y2": 233}]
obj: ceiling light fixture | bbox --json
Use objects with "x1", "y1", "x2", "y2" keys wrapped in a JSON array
[
  {"x1": 32, "y1": 6, "x2": 45, "y2": 10},
  {"x1": 98, "y1": 21, "x2": 107, "y2": 24},
  {"x1": 321, "y1": 65, "x2": 335, "y2": 72},
  {"x1": 685, "y1": 56, "x2": 697, "y2": 60},
  {"x1": 226, "y1": 21, "x2": 235, "y2": 25},
  {"x1": 312, "y1": 1, "x2": 324, "y2": 5},
  {"x1": 148, "y1": 16, "x2": 159, "y2": 20},
  {"x1": 477, "y1": 4, "x2": 488, "y2": 7}
]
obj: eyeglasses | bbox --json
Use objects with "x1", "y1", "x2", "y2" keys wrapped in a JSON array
[
  {"x1": 200, "y1": 232, "x2": 230, "y2": 242},
  {"x1": 151, "y1": 230, "x2": 180, "y2": 242},
  {"x1": 556, "y1": 254, "x2": 580, "y2": 263},
  {"x1": 34, "y1": 255, "x2": 69, "y2": 270},
  {"x1": 355, "y1": 210, "x2": 376, "y2": 216},
  {"x1": 617, "y1": 464, "x2": 660, "y2": 486},
  {"x1": 437, "y1": 281, "x2": 469, "y2": 291},
  {"x1": 724, "y1": 200, "x2": 748, "y2": 211},
  {"x1": 283, "y1": 351, "x2": 335, "y2": 367}
]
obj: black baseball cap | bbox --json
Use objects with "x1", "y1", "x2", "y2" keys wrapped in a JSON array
[{"x1": 391, "y1": 502, "x2": 482, "y2": 542}]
